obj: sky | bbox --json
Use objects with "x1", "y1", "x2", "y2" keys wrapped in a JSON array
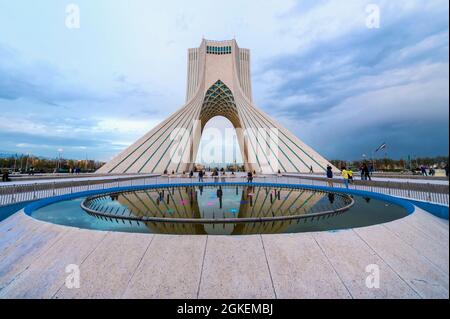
[{"x1": 0, "y1": 0, "x2": 448, "y2": 163}]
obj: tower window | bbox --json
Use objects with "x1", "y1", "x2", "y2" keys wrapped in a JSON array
[{"x1": 206, "y1": 45, "x2": 232, "y2": 55}]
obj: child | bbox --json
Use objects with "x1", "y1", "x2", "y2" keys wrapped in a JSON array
[{"x1": 347, "y1": 168, "x2": 354, "y2": 184}]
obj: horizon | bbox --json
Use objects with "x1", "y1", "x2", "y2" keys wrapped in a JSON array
[{"x1": 0, "y1": 150, "x2": 448, "y2": 164}]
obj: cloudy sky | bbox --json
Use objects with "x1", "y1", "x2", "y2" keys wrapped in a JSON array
[{"x1": 0, "y1": 0, "x2": 448, "y2": 162}]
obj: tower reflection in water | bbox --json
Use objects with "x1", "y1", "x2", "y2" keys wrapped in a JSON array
[{"x1": 112, "y1": 185, "x2": 344, "y2": 235}]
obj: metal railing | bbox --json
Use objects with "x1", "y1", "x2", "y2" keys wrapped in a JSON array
[
  {"x1": 0, "y1": 173, "x2": 448, "y2": 207},
  {"x1": 280, "y1": 174, "x2": 449, "y2": 206},
  {"x1": 0, "y1": 175, "x2": 158, "y2": 206}
]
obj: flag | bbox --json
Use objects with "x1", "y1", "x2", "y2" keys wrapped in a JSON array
[{"x1": 375, "y1": 142, "x2": 386, "y2": 153}]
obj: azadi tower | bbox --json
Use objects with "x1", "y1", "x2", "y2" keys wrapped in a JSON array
[{"x1": 98, "y1": 39, "x2": 335, "y2": 174}]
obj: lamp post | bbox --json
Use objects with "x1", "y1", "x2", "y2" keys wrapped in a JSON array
[
  {"x1": 57, "y1": 148, "x2": 63, "y2": 172},
  {"x1": 371, "y1": 151, "x2": 375, "y2": 169},
  {"x1": 25, "y1": 152, "x2": 30, "y2": 172}
]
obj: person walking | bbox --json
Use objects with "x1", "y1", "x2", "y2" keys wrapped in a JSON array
[
  {"x1": 247, "y1": 171, "x2": 253, "y2": 183},
  {"x1": 341, "y1": 166, "x2": 349, "y2": 189},
  {"x1": 362, "y1": 163, "x2": 371, "y2": 181},
  {"x1": 326, "y1": 165, "x2": 334, "y2": 187},
  {"x1": 347, "y1": 168, "x2": 354, "y2": 184},
  {"x1": 420, "y1": 165, "x2": 427, "y2": 176},
  {"x1": 309, "y1": 165, "x2": 314, "y2": 174},
  {"x1": 198, "y1": 170, "x2": 204, "y2": 182},
  {"x1": 2, "y1": 170, "x2": 10, "y2": 182}
]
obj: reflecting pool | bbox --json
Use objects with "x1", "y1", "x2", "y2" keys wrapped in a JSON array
[{"x1": 30, "y1": 185, "x2": 409, "y2": 235}]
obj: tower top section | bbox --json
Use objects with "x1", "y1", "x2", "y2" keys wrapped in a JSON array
[{"x1": 185, "y1": 39, "x2": 253, "y2": 102}]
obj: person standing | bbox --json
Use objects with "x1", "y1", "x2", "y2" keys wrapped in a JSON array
[
  {"x1": 347, "y1": 168, "x2": 354, "y2": 184},
  {"x1": 2, "y1": 170, "x2": 10, "y2": 182},
  {"x1": 362, "y1": 163, "x2": 371, "y2": 181},
  {"x1": 445, "y1": 164, "x2": 449, "y2": 178},
  {"x1": 247, "y1": 171, "x2": 253, "y2": 183},
  {"x1": 341, "y1": 166, "x2": 349, "y2": 188},
  {"x1": 198, "y1": 170, "x2": 204, "y2": 182},
  {"x1": 326, "y1": 165, "x2": 334, "y2": 187}
]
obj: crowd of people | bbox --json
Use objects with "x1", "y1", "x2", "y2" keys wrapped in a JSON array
[
  {"x1": 420, "y1": 165, "x2": 440, "y2": 177},
  {"x1": 161, "y1": 162, "x2": 450, "y2": 190},
  {"x1": 68, "y1": 167, "x2": 82, "y2": 174},
  {"x1": 163, "y1": 167, "x2": 242, "y2": 183},
  {"x1": 328, "y1": 163, "x2": 374, "y2": 189}
]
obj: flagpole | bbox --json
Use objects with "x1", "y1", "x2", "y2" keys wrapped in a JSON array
[{"x1": 372, "y1": 150, "x2": 375, "y2": 170}]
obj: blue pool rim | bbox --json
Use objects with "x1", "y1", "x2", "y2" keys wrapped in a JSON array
[{"x1": 23, "y1": 182, "x2": 417, "y2": 218}]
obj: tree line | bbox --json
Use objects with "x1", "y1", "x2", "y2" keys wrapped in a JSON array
[
  {"x1": 0, "y1": 155, "x2": 105, "y2": 173},
  {"x1": 330, "y1": 156, "x2": 449, "y2": 172}
]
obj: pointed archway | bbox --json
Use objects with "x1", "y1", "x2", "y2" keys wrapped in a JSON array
[{"x1": 190, "y1": 80, "x2": 252, "y2": 172}]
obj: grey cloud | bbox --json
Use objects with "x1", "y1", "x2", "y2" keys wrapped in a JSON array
[{"x1": 251, "y1": 3, "x2": 449, "y2": 158}]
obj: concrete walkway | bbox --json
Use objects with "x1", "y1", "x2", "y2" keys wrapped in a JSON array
[
  {"x1": 4, "y1": 174, "x2": 158, "y2": 186},
  {"x1": 0, "y1": 208, "x2": 448, "y2": 299},
  {"x1": 288, "y1": 173, "x2": 450, "y2": 185}
]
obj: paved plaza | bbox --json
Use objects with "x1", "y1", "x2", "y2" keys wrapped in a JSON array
[{"x1": 0, "y1": 204, "x2": 447, "y2": 299}]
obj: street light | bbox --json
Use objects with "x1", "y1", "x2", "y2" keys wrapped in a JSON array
[{"x1": 57, "y1": 148, "x2": 63, "y2": 172}]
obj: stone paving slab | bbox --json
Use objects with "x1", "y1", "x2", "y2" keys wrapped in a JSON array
[
  {"x1": 383, "y1": 218, "x2": 449, "y2": 275},
  {"x1": 198, "y1": 235, "x2": 275, "y2": 299},
  {"x1": 0, "y1": 227, "x2": 107, "y2": 298},
  {"x1": 123, "y1": 235, "x2": 206, "y2": 299},
  {"x1": 354, "y1": 224, "x2": 449, "y2": 299},
  {"x1": 312, "y1": 230, "x2": 420, "y2": 298},
  {"x1": 0, "y1": 221, "x2": 68, "y2": 290},
  {"x1": 262, "y1": 233, "x2": 351, "y2": 299},
  {"x1": 55, "y1": 231, "x2": 152, "y2": 299},
  {"x1": 0, "y1": 212, "x2": 43, "y2": 254},
  {"x1": 402, "y1": 210, "x2": 449, "y2": 248}
]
